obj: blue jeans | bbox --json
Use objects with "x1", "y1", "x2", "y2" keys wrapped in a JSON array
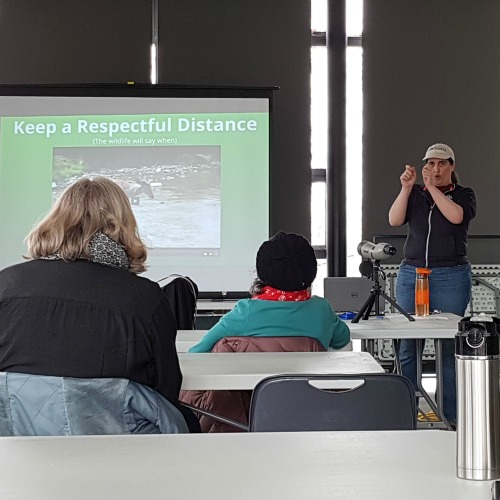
[{"x1": 396, "y1": 262, "x2": 471, "y2": 422}]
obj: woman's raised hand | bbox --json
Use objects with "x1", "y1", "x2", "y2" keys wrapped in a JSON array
[{"x1": 400, "y1": 164, "x2": 417, "y2": 189}]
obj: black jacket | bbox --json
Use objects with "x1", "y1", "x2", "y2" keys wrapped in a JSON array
[
  {"x1": 0, "y1": 259, "x2": 181, "y2": 406},
  {"x1": 161, "y1": 276, "x2": 198, "y2": 330},
  {"x1": 402, "y1": 184, "x2": 476, "y2": 268}
]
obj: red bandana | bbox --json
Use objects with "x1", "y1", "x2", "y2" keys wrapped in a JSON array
[
  {"x1": 252, "y1": 286, "x2": 311, "y2": 302},
  {"x1": 437, "y1": 183, "x2": 455, "y2": 193}
]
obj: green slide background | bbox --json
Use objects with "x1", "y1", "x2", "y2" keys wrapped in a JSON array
[{"x1": 0, "y1": 112, "x2": 269, "y2": 269}]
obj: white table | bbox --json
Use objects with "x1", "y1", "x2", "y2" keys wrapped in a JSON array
[
  {"x1": 177, "y1": 313, "x2": 461, "y2": 351},
  {"x1": 177, "y1": 314, "x2": 461, "y2": 427},
  {"x1": 178, "y1": 351, "x2": 384, "y2": 390},
  {"x1": 196, "y1": 300, "x2": 237, "y2": 311},
  {"x1": 347, "y1": 312, "x2": 461, "y2": 339},
  {"x1": 176, "y1": 329, "x2": 208, "y2": 352},
  {"x1": 0, "y1": 430, "x2": 491, "y2": 500}
]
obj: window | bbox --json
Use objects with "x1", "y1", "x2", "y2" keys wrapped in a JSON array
[{"x1": 311, "y1": 0, "x2": 363, "y2": 293}]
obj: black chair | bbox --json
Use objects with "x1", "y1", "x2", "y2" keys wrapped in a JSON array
[
  {"x1": 183, "y1": 373, "x2": 417, "y2": 432},
  {"x1": 248, "y1": 373, "x2": 417, "y2": 432},
  {"x1": 160, "y1": 275, "x2": 198, "y2": 329}
]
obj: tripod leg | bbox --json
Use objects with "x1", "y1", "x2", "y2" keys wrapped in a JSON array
[
  {"x1": 362, "y1": 294, "x2": 376, "y2": 320},
  {"x1": 381, "y1": 291, "x2": 415, "y2": 322},
  {"x1": 352, "y1": 293, "x2": 376, "y2": 323}
]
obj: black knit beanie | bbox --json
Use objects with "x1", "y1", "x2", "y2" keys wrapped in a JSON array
[{"x1": 256, "y1": 232, "x2": 317, "y2": 291}]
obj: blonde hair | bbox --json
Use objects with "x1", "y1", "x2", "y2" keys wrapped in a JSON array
[{"x1": 26, "y1": 177, "x2": 148, "y2": 273}]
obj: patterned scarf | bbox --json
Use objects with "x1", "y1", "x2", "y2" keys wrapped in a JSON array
[
  {"x1": 88, "y1": 232, "x2": 129, "y2": 269},
  {"x1": 252, "y1": 286, "x2": 311, "y2": 302},
  {"x1": 42, "y1": 232, "x2": 129, "y2": 270}
]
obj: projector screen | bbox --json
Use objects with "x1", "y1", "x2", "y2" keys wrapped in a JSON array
[{"x1": 0, "y1": 84, "x2": 272, "y2": 293}]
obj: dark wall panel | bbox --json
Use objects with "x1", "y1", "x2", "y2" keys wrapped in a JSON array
[
  {"x1": 0, "y1": 0, "x2": 151, "y2": 84},
  {"x1": 158, "y1": 0, "x2": 312, "y2": 238},
  {"x1": 363, "y1": 0, "x2": 500, "y2": 256}
]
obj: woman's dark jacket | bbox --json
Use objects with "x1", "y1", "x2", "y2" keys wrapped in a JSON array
[
  {"x1": 0, "y1": 259, "x2": 181, "y2": 407},
  {"x1": 402, "y1": 184, "x2": 476, "y2": 268}
]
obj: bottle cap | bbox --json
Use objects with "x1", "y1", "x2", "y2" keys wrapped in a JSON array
[
  {"x1": 470, "y1": 312, "x2": 494, "y2": 322},
  {"x1": 456, "y1": 315, "x2": 500, "y2": 357},
  {"x1": 416, "y1": 267, "x2": 432, "y2": 275}
]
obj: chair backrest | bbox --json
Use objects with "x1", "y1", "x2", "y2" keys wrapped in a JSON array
[
  {"x1": 0, "y1": 372, "x2": 189, "y2": 436},
  {"x1": 248, "y1": 373, "x2": 416, "y2": 432},
  {"x1": 160, "y1": 275, "x2": 198, "y2": 329}
]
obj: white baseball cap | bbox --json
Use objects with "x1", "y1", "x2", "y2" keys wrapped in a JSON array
[{"x1": 422, "y1": 143, "x2": 455, "y2": 162}]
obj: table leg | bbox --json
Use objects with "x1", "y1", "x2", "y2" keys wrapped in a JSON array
[
  {"x1": 415, "y1": 339, "x2": 452, "y2": 431},
  {"x1": 434, "y1": 339, "x2": 452, "y2": 430},
  {"x1": 393, "y1": 339, "x2": 402, "y2": 374},
  {"x1": 362, "y1": 339, "x2": 375, "y2": 356}
]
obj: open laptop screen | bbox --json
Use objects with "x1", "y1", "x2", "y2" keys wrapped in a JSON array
[{"x1": 323, "y1": 277, "x2": 385, "y2": 313}]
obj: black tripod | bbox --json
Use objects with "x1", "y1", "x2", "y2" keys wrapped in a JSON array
[{"x1": 351, "y1": 260, "x2": 414, "y2": 323}]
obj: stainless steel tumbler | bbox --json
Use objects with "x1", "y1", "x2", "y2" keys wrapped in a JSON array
[{"x1": 455, "y1": 314, "x2": 500, "y2": 480}]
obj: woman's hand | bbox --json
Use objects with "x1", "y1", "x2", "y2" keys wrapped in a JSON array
[
  {"x1": 400, "y1": 164, "x2": 417, "y2": 189},
  {"x1": 389, "y1": 164, "x2": 416, "y2": 226},
  {"x1": 422, "y1": 164, "x2": 435, "y2": 188}
]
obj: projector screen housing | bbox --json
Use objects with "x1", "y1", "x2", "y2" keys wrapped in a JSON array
[{"x1": 0, "y1": 84, "x2": 273, "y2": 293}]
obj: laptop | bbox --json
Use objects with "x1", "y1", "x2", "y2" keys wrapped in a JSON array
[{"x1": 323, "y1": 277, "x2": 385, "y2": 314}]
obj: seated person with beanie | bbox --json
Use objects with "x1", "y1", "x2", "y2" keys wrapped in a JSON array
[
  {"x1": 183, "y1": 232, "x2": 350, "y2": 432},
  {"x1": 189, "y1": 231, "x2": 350, "y2": 353}
]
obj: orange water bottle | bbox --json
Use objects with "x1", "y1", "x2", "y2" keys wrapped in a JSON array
[{"x1": 415, "y1": 268, "x2": 432, "y2": 316}]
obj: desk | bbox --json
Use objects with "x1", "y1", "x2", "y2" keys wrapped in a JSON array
[
  {"x1": 0, "y1": 431, "x2": 491, "y2": 500},
  {"x1": 178, "y1": 351, "x2": 384, "y2": 390},
  {"x1": 197, "y1": 300, "x2": 237, "y2": 311},
  {"x1": 177, "y1": 313, "x2": 460, "y2": 350},
  {"x1": 195, "y1": 301, "x2": 237, "y2": 329},
  {"x1": 347, "y1": 312, "x2": 461, "y2": 339},
  {"x1": 177, "y1": 329, "x2": 208, "y2": 352},
  {"x1": 177, "y1": 314, "x2": 461, "y2": 427}
]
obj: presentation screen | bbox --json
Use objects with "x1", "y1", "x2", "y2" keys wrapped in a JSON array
[{"x1": 0, "y1": 84, "x2": 271, "y2": 292}]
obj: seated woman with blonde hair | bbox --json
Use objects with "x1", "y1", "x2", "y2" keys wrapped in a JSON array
[{"x1": 0, "y1": 177, "x2": 195, "y2": 432}]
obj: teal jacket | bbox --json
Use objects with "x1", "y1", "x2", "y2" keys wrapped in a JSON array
[{"x1": 188, "y1": 296, "x2": 350, "y2": 353}]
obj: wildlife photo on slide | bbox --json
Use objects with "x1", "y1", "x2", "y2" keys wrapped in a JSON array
[{"x1": 52, "y1": 145, "x2": 221, "y2": 251}]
